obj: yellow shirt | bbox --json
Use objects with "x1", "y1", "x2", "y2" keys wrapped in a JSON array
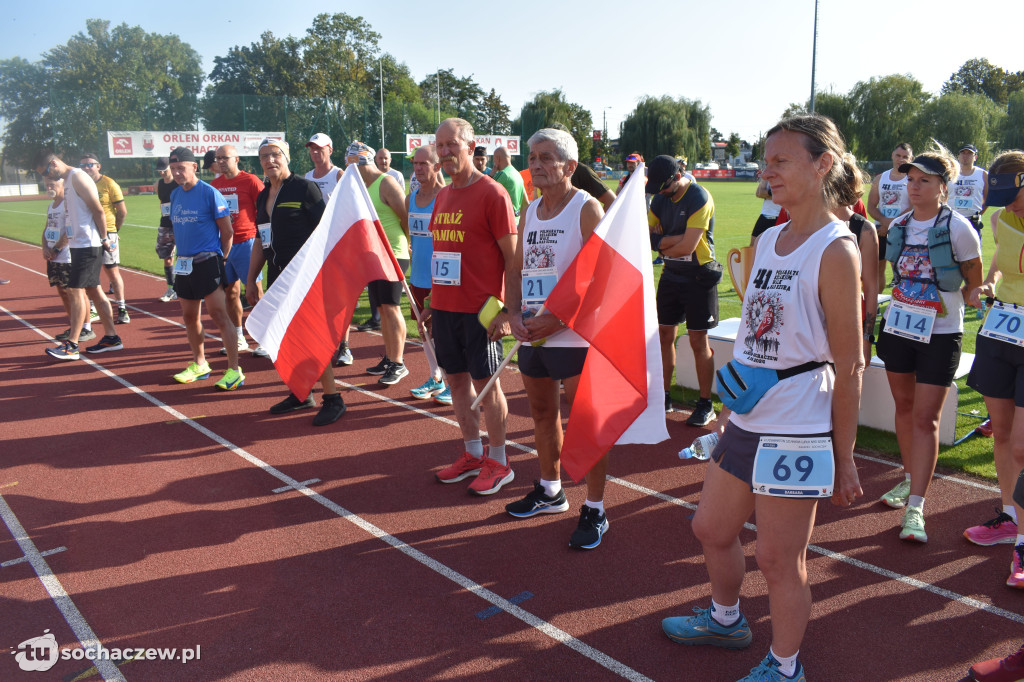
[
  {"x1": 94, "y1": 175, "x2": 125, "y2": 233},
  {"x1": 994, "y1": 209, "x2": 1024, "y2": 305}
]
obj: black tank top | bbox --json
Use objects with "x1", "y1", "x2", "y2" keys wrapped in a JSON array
[{"x1": 157, "y1": 179, "x2": 176, "y2": 228}]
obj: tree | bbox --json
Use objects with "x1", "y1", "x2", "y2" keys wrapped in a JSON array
[
  {"x1": 514, "y1": 89, "x2": 594, "y2": 162},
  {"x1": 725, "y1": 132, "x2": 741, "y2": 160},
  {"x1": 912, "y1": 93, "x2": 1004, "y2": 164},
  {"x1": 710, "y1": 127, "x2": 724, "y2": 142},
  {"x1": 477, "y1": 89, "x2": 512, "y2": 135},
  {"x1": 299, "y1": 13, "x2": 381, "y2": 105},
  {"x1": 419, "y1": 69, "x2": 484, "y2": 123},
  {"x1": 1000, "y1": 90, "x2": 1024, "y2": 150},
  {"x1": 848, "y1": 75, "x2": 927, "y2": 161},
  {"x1": 942, "y1": 58, "x2": 1024, "y2": 106},
  {"x1": 617, "y1": 95, "x2": 710, "y2": 167},
  {"x1": 0, "y1": 57, "x2": 51, "y2": 171},
  {"x1": 812, "y1": 92, "x2": 854, "y2": 151}
]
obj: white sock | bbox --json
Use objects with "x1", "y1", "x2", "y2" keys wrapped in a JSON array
[
  {"x1": 488, "y1": 444, "x2": 507, "y2": 465},
  {"x1": 540, "y1": 478, "x2": 561, "y2": 497},
  {"x1": 710, "y1": 599, "x2": 739, "y2": 626},
  {"x1": 464, "y1": 439, "x2": 484, "y2": 458},
  {"x1": 771, "y1": 647, "x2": 799, "y2": 677},
  {"x1": 1016, "y1": 534, "x2": 1024, "y2": 548},
  {"x1": 908, "y1": 495, "x2": 925, "y2": 510},
  {"x1": 904, "y1": 473, "x2": 911, "y2": 481},
  {"x1": 1005, "y1": 505, "x2": 1018, "y2": 523},
  {"x1": 235, "y1": 326, "x2": 244, "y2": 340},
  {"x1": 114, "y1": 300, "x2": 124, "y2": 308},
  {"x1": 82, "y1": 322, "x2": 92, "y2": 331},
  {"x1": 584, "y1": 499, "x2": 605, "y2": 514}
]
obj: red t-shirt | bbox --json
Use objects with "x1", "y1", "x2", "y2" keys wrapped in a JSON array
[
  {"x1": 210, "y1": 171, "x2": 265, "y2": 243},
  {"x1": 429, "y1": 175, "x2": 516, "y2": 313}
]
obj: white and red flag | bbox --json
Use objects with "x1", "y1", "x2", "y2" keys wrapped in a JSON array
[
  {"x1": 544, "y1": 164, "x2": 668, "y2": 481},
  {"x1": 245, "y1": 165, "x2": 403, "y2": 399}
]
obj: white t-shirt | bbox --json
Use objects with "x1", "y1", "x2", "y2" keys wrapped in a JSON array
[
  {"x1": 305, "y1": 166, "x2": 341, "y2": 200},
  {"x1": 877, "y1": 170, "x2": 911, "y2": 220},
  {"x1": 386, "y1": 168, "x2": 405, "y2": 191},
  {"x1": 64, "y1": 168, "x2": 102, "y2": 249},
  {"x1": 46, "y1": 201, "x2": 71, "y2": 264},
  {"x1": 948, "y1": 167, "x2": 986, "y2": 217}
]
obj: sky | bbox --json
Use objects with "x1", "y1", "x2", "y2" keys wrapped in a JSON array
[{"x1": 3, "y1": 0, "x2": 1022, "y2": 150}]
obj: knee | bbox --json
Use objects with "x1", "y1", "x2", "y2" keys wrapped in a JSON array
[
  {"x1": 692, "y1": 512, "x2": 731, "y2": 549},
  {"x1": 912, "y1": 409, "x2": 941, "y2": 433},
  {"x1": 755, "y1": 545, "x2": 806, "y2": 585}
]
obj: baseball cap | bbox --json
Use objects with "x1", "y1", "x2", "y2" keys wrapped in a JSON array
[
  {"x1": 155, "y1": 157, "x2": 170, "y2": 171},
  {"x1": 898, "y1": 156, "x2": 950, "y2": 183},
  {"x1": 258, "y1": 138, "x2": 290, "y2": 163},
  {"x1": 987, "y1": 171, "x2": 1024, "y2": 207},
  {"x1": 959, "y1": 144, "x2": 979, "y2": 155},
  {"x1": 474, "y1": 146, "x2": 487, "y2": 158},
  {"x1": 306, "y1": 133, "x2": 333, "y2": 149},
  {"x1": 646, "y1": 155, "x2": 680, "y2": 194},
  {"x1": 202, "y1": 149, "x2": 217, "y2": 169},
  {"x1": 168, "y1": 147, "x2": 196, "y2": 164}
]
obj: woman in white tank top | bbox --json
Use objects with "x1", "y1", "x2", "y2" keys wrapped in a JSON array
[{"x1": 662, "y1": 115, "x2": 864, "y2": 682}]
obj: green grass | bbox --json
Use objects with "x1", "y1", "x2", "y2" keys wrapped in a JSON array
[{"x1": 0, "y1": 184, "x2": 1001, "y2": 479}]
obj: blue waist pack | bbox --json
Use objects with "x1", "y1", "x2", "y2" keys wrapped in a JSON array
[{"x1": 715, "y1": 360, "x2": 828, "y2": 414}]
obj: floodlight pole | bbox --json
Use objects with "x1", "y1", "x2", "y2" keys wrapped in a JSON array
[
  {"x1": 810, "y1": 0, "x2": 819, "y2": 112},
  {"x1": 380, "y1": 59, "x2": 385, "y2": 147},
  {"x1": 436, "y1": 72, "x2": 441, "y2": 125}
]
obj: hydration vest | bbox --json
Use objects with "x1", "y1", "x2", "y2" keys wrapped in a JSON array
[{"x1": 885, "y1": 205, "x2": 963, "y2": 292}]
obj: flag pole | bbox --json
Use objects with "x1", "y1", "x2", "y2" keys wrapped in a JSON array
[
  {"x1": 403, "y1": 280, "x2": 442, "y2": 381},
  {"x1": 469, "y1": 305, "x2": 546, "y2": 411}
]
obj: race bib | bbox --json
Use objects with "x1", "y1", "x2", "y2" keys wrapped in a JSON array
[
  {"x1": 954, "y1": 197, "x2": 972, "y2": 211},
  {"x1": 223, "y1": 194, "x2": 239, "y2": 214},
  {"x1": 173, "y1": 256, "x2": 193, "y2": 275},
  {"x1": 521, "y1": 267, "x2": 558, "y2": 314},
  {"x1": 257, "y1": 222, "x2": 272, "y2": 247},
  {"x1": 884, "y1": 298, "x2": 937, "y2": 343},
  {"x1": 160, "y1": 202, "x2": 171, "y2": 217},
  {"x1": 431, "y1": 251, "x2": 462, "y2": 286},
  {"x1": 980, "y1": 301, "x2": 1024, "y2": 347},
  {"x1": 409, "y1": 211, "x2": 432, "y2": 239},
  {"x1": 751, "y1": 436, "x2": 834, "y2": 498},
  {"x1": 881, "y1": 206, "x2": 901, "y2": 219},
  {"x1": 44, "y1": 228, "x2": 60, "y2": 244}
]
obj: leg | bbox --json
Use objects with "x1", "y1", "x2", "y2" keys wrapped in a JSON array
[
  {"x1": 659, "y1": 324, "x2": 677, "y2": 391},
  {"x1": 223, "y1": 280, "x2": 243, "y2": 329},
  {"x1": 688, "y1": 330, "x2": 714, "y2": 400},
  {"x1": 85, "y1": 286, "x2": 117, "y2": 336},
  {"x1": 472, "y1": 374, "x2": 508, "y2": 447},
  {"x1": 179, "y1": 298, "x2": 206, "y2": 365},
  {"x1": 987, "y1": 397, "x2": 1020, "y2": 508},
  {"x1": 319, "y1": 366, "x2": 338, "y2": 395},
  {"x1": 522, "y1": 374, "x2": 563, "y2": 480},
  {"x1": 886, "y1": 371, "x2": 916, "y2": 476},
  {"x1": 66, "y1": 288, "x2": 88, "y2": 344},
  {"x1": 204, "y1": 288, "x2": 239, "y2": 370},
  {"x1": 379, "y1": 303, "x2": 406, "y2": 364},
  {"x1": 906, "y1": 382, "x2": 950, "y2": 499},
  {"x1": 692, "y1": 458, "x2": 756, "y2": 606},
  {"x1": 106, "y1": 264, "x2": 125, "y2": 303},
  {"x1": 56, "y1": 285, "x2": 71, "y2": 319}
]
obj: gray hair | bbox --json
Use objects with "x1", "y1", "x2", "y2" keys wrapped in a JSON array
[
  {"x1": 414, "y1": 144, "x2": 439, "y2": 164},
  {"x1": 527, "y1": 128, "x2": 578, "y2": 163},
  {"x1": 439, "y1": 117, "x2": 475, "y2": 147}
]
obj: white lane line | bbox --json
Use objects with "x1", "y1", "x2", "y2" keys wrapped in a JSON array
[
  {"x1": 0, "y1": 303, "x2": 652, "y2": 682},
  {"x1": 272, "y1": 479, "x2": 320, "y2": 494},
  {"x1": 0, "y1": 495, "x2": 125, "y2": 682},
  {"x1": 0, "y1": 207, "x2": 156, "y2": 230},
  {"x1": 1, "y1": 546, "x2": 67, "y2": 568}
]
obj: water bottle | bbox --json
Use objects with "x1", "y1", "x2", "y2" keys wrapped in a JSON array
[
  {"x1": 679, "y1": 432, "x2": 719, "y2": 461},
  {"x1": 977, "y1": 298, "x2": 988, "y2": 320}
]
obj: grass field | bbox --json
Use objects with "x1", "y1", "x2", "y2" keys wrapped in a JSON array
[{"x1": 0, "y1": 181, "x2": 1000, "y2": 481}]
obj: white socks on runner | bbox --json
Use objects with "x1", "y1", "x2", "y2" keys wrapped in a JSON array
[
  {"x1": 710, "y1": 599, "x2": 739, "y2": 626},
  {"x1": 464, "y1": 439, "x2": 484, "y2": 458},
  {"x1": 584, "y1": 499, "x2": 605, "y2": 514},
  {"x1": 908, "y1": 495, "x2": 925, "y2": 511},
  {"x1": 488, "y1": 445, "x2": 507, "y2": 465},
  {"x1": 771, "y1": 647, "x2": 799, "y2": 677},
  {"x1": 540, "y1": 479, "x2": 561, "y2": 497},
  {"x1": 1005, "y1": 505, "x2": 1018, "y2": 523}
]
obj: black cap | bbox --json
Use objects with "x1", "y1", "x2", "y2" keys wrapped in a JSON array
[
  {"x1": 899, "y1": 157, "x2": 950, "y2": 183},
  {"x1": 155, "y1": 157, "x2": 169, "y2": 171},
  {"x1": 959, "y1": 144, "x2": 979, "y2": 155},
  {"x1": 168, "y1": 147, "x2": 196, "y2": 164},
  {"x1": 474, "y1": 146, "x2": 487, "y2": 157},
  {"x1": 202, "y1": 149, "x2": 217, "y2": 169},
  {"x1": 646, "y1": 155, "x2": 680, "y2": 194}
]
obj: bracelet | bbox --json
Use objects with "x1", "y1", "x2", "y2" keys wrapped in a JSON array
[{"x1": 863, "y1": 334, "x2": 874, "y2": 343}]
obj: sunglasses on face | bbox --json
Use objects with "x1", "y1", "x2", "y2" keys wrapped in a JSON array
[{"x1": 80, "y1": 162, "x2": 98, "y2": 168}]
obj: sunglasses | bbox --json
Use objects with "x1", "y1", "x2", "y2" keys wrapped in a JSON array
[{"x1": 79, "y1": 162, "x2": 98, "y2": 168}]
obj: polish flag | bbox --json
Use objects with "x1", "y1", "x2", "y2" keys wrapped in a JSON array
[
  {"x1": 543, "y1": 164, "x2": 668, "y2": 481},
  {"x1": 245, "y1": 165, "x2": 403, "y2": 399}
]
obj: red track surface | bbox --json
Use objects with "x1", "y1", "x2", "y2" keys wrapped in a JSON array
[{"x1": 0, "y1": 234, "x2": 1019, "y2": 682}]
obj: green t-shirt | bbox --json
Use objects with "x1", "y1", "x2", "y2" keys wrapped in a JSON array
[{"x1": 492, "y1": 166, "x2": 527, "y2": 216}]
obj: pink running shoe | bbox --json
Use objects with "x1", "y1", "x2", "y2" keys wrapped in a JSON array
[
  {"x1": 1008, "y1": 544, "x2": 1024, "y2": 589},
  {"x1": 965, "y1": 508, "x2": 1019, "y2": 546}
]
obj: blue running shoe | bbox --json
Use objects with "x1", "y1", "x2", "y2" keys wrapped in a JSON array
[
  {"x1": 411, "y1": 377, "x2": 446, "y2": 400},
  {"x1": 433, "y1": 386, "x2": 453, "y2": 406},
  {"x1": 661, "y1": 607, "x2": 752, "y2": 649},
  {"x1": 738, "y1": 653, "x2": 805, "y2": 681}
]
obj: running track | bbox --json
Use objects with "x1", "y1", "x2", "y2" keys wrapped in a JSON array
[{"x1": 0, "y1": 234, "x2": 1018, "y2": 681}]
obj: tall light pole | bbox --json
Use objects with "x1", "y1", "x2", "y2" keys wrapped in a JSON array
[
  {"x1": 380, "y1": 59, "x2": 385, "y2": 147},
  {"x1": 436, "y1": 72, "x2": 441, "y2": 126},
  {"x1": 810, "y1": 0, "x2": 819, "y2": 112}
]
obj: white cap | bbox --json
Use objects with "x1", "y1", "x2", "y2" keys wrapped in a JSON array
[{"x1": 306, "y1": 133, "x2": 333, "y2": 149}]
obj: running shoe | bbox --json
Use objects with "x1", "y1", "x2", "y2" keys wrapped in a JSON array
[
  {"x1": 969, "y1": 642, "x2": 1024, "y2": 681},
  {"x1": 78, "y1": 328, "x2": 96, "y2": 342},
  {"x1": 269, "y1": 392, "x2": 316, "y2": 414},
  {"x1": 116, "y1": 307, "x2": 130, "y2": 324},
  {"x1": 85, "y1": 335, "x2": 123, "y2": 354},
  {"x1": 366, "y1": 355, "x2": 391, "y2": 375},
  {"x1": 55, "y1": 328, "x2": 72, "y2": 342},
  {"x1": 379, "y1": 361, "x2": 409, "y2": 386},
  {"x1": 45, "y1": 341, "x2": 79, "y2": 361},
  {"x1": 661, "y1": 607, "x2": 753, "y2": 649},
  {"x1": 334, "y1": 342, "x2": 353, "y2": 367},
  {"x1": 214, "y1": 368, "x2": 245, "y2": 391},
  {"x1": 313, "y1": 393, "x2": 346, "y2": 426},
  {"x1": 218, "y1": 335, "x2": 249, "y2": 356},
  {"x1": 468, "y1": 457, "x2": 514, "y2": 496},
  {"x1": 665, "y1": 391, "x2": 674, "y2": 413},
  {"x1": 686, "y1": 398, "x2": 716, "y2": 427},
  {"x1": 410, "y1": 377, "x2": 445, "y2": 400},
  {"x1": 252, "y1": 345, "x2": 270, "y2": 358},
  {"x1": 436, "y1": 450, "x2": 485, "y2": 483},
  {"x1": 653, "y1": 256, "x2": 664, "y2": 265},
  {"x1": 174, "y1": 361, "x2": 212, "y2": 384},
  {"x1": 569, "y1": 505, "x2": 609, "y2": 550},
  {"x1": 89, "y1": 307, "x2": 100, "y2": 322},
  {"x1": 433, "y1": 386, "x2": 453, "y2": 406},
  {"x1": 505, "y1": 481, "x2": 569, "y2": 518},
  {"x1": 899, "y1": 506, "x2": 928, "y2": 543},
  {"x1": 978, "y1": 418, "x2": 994, "y2": 438},
  {"x1": 106, "y1": 283, "x2": 115, "y2": 295},
  {"x1": 738, "y1": 653, "x2": 805, "y2": 682},
  {"x1": 160, "y1": 287, "x2": 177, "y2": 302},
  {"x1": 356, "y1": 318, "x2": 381, "y2": 332},
  {"x1": 880, "y1": 478, "x2": 912, "y2": 508},
  {"x1": 965, "y1": 509, "x2": 1019, "y2": 546},
  {"x1": 1008, "y1": 544, "x2": 1024, "y2": 589},
  {"x1": 0, "y1": 278, "x2": 9, "y2": 285}
]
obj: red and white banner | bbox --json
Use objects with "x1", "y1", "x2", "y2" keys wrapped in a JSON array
[
  {"x1": 245, "y1": 165, "x2": 403, "y2": 399},
  {"x1": 106, "y1": 131, "x2": 284, "y2": 158},
  {"x1": 543, "y1": 164, "x2": 668, "y2": 481},
  {"x1": 405, "y1": 134, "x2": 520, "y2": 156}
]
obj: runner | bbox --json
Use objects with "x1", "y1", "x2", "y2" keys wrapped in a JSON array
[
  {"x1": 473, "y1": 146, "x2": 490, "y2": 175},
  {"x1": 949, "y1": 143, "x2": 988, "y2": 235},
  {"x1": 424, "y1": 117, "x2": 518, "y2": 495},
  {"x1": 165, "y1": 147, "x2": 244, "y2": 391},
  {"x1": 876, "y1": 146, "x2": 983, "y2": 543},
  {"x1": 490, "y1": 146, "x2": 528, "y2": 217},
  {"x1": 155, "y1": 157, "x2": 178, "y2": 302},
  {"x1": 503, "y1": 127, "x2": 608, "y2": 548},
  {"x1": 962, "y1": 151, "x2": 1024, "y2": 588},
  {"x1": 375, "y1": 147, "x2": 405, "y2": 189},
  {"x1": 41, "y1": 175, "x2": 91, "y2": 343},
  {"x1": 78, "y1": 152, "x2": 129, "y2": 324},
  {"x1": 661, "y1": 114, "x2": 864, "y2": 682},
  {"x1": 868, "y1": 143, "x2": 914, "y2": 292}
]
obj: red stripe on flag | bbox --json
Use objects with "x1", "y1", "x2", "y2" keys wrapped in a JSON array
[
  {"x1": 544, "y1": 233, "x2": 647, "y2": 481},
  {"x1": 275, "y1": 218, "x2": 400, "y2": 398}
]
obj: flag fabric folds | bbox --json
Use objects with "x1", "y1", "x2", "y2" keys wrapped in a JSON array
[
  {"x1": 245, "y1": 165, "x2": 403, "y2": 399},
  {"x1": 543, "y1": 164, "x2": 668, "y2": 481}
]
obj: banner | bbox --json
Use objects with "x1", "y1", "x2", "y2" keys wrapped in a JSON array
[
  {"x1": 405, "y1": 134, "x2": 520, "y2": 156},
  {"x1": 106, "y1": 131, "x2": 284, "y2": 159}
]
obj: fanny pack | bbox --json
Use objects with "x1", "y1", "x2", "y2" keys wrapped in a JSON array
[{"x1": 716, "y1": 359, "x2": 828, "y2": 414}]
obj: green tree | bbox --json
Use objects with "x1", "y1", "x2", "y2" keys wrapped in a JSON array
[
  {"x1": 0, "y1": 57, "x2": 51, "y2": 171},
  {"x1": 942, "y1": 58, "x2": 1024, "y2": 106},
  {"x1": 299, "y1": 13, "x2": 381, "y2": 105},
  {"x1": 477, "y1": 89, "x2": 512, "y2": 135},
  {"x1": 419, "y1": 69, "x2": 484, "y2": 123},
  {"x1": 618, "y1": 95, "x2": 711, "y2": 167},
  {"x1": 912, "y1": 93, "x2": 1004, "y2": 164},
  {"x1": 848, "y1": 74, "x2": 927, "y2": 161},
  {"x1": 999, "y1": 90, "x2": 1024, "y2": 150},
  {"x1": 514, "y1": 89, "x2": 594, "y2": 162},
  {"x1": 725, "y1": 132, "x2": 741, "y2": 159}
]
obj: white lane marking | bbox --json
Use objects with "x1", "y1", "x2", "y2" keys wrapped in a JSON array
[
  {"x1": 0, "y1": 495, "x2": 125, "y2": 681},
  {"x1": 1, "y1": 546, "x2": 67, "y2": 568},
  {"x1": 0, "y1": 304, "x2": 653, "y2": 682},
  {"x1": 272, "y1": 479, "x2": 320, "y2": 494},
  {"x1": 0, "y1": 207, "x2": 156, "y2": 230}
]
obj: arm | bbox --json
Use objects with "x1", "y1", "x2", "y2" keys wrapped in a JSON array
[
  {"x1": 960, "y1": 257, "x2": 985, "y2": 307},
  {"x1": 659, "y1": 228, "x2": 704, "y2": 258},
  {"x1": 866, "y1": 175, "x2": 888, "y2": 233},
  {"x1": 597, "y1": 190, "x2": 615, "y2": 211},
  {"x1": 41, "y1": 223, "x2": 54, "y2": 261},
  {"x1": 490, "y1": 232, "x2": 519, "y2": 340},
  {"x1": 217, "y1": 216, "x2": 233, "y2": 260},
  {"x1": 381, "y1": 175, "x2": 409, "y2": 239},
  {"x1": 246, "y1": 237, "x2": 267, "y2": 306},
  {"x1": 73, "y1": 173, "x2": 110, "y2": 244},
  {"x1": 859, "y1": 222, "x2": 879, "y2": 360},
  {"x1": 981, "y1": 169, "x2": 989, "y2": 213},
  {"x1": 507, "y1": 211, "x2": 528, "y2": 342},
  {"x1": 114, "y1": 201, "x2": 127, "y2": 229},
  {"x1": 819, "y1": 236, "x2": 865, "y2": 507}
]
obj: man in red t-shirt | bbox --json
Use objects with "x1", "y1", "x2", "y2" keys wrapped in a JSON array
[
  {"x1": 423, "y1": 118, "x2": 518, "y2": 496},
  {"x1": 210, "y1": 144, "x2": 265, "y2": 355}
]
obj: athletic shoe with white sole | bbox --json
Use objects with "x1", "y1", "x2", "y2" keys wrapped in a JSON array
[
  {"x1": 379, "y1": 361, "x2": 409, "y2": 386},
  {"x1": 436, "y1": 450, "x2": 485, "y2": 483},
  {"x1": 686, "y1": 398, "x2": 716, "y2": 427},
  {"x1": 366, "y1": 355, "x2": 390, "y2": 375},
  {"x1": 410, "y1": 377, "x2": 445, "y2": 400},
  {"x1": 174, "y1": 361, "x2": 212, "y2": 384},
  {"x1": 899, "y1": 506, "x2": 928, "y2": 543},
  {"x1": 252, "y1": 345, "x2": 270, "y2": 358},
  {"x1": 569, "y1": 505, "x2": 609, "y2": 549},
  {"x1": 662, "y1": 606, "x2": 753, "y2": 649},
  {"x1": 506, "y1": 481, "x2": 570, "y2": 518},
  {"x1": 334, "y1": 342, "x2": 353, "y2": 367},
  {"x1": 45, "y1": 341, "x2": 80, "y2": 361},
  {"x1": 116, "y1": 307, "x2": 130, "y2": 324},
  {"x1": 738, "y1": 653, "x2": 806, "y2": 682},
  {"x1": 965, "y1": 509, "x2": 1019, "y2": 546},
  {"x1": 1008, "y1": 544, "x2": 1024, "y2": 589},
  {"x1": 468, "y1": 457, "x2": 514, "y2": 496},
  {"x1": 160, "y1": 287, "x2": 177, "y2": 302},
  {"x1": 433, "y1": 386, "x2": 453, "y2": 405},
  {"x1": 880, "y1": 478, "x2": 912, "y2": 508},
  {"x1": 86, "y1": 335, "x2": 123, "y2": 354},
  {"x1": 218, "y1": 336, "x2": 249, "y2": 355}
]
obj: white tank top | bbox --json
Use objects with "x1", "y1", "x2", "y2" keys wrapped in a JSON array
[
  {"x1": 46, "y1": 200, "x2": 71, "y2": 263},
  {"x1": 877, "y1": 169, "x2": 910, "y2": 220},
  {"x1": 730, "y1": 221, "x2": 853, "y2": 434},
  {"x1": 521, "y1": 190, "x2": 588, "y2": 348},
  {"x1": 305, "y1": 167, "x2": 341, "y2": 200},
  {"x1": 64, "y1": 168, "x2": 102, "y2": 248},
  {"x1": 948, "y1": 167, "x2": 985, "y2": 217}
]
